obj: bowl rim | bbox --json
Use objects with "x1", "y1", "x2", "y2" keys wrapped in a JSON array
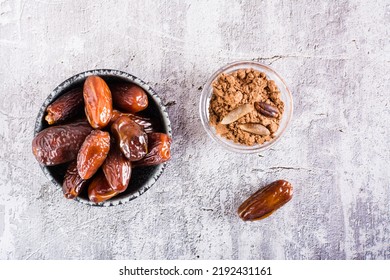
[
  {"x1": 199, "y1": 60, "x2": 293, "y2": 153},
  {"x1": 34, "y1": 69, "x2": 172, "y2": 207}
]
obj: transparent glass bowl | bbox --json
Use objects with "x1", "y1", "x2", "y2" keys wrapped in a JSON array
[{"x1": 199, "y1": 61, "x2": 293, "y2": 153}]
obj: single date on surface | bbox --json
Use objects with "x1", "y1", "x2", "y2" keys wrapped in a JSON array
[
  {"x1": 32, "y1": 120, "x2": 93, "y2": 166},
  {"x1": 238, "y1": 180, "x2": 293, "y2": 221}
]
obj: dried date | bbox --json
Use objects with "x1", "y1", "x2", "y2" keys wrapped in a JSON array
[
  {"x1": 88, "y1": 172, "x2": 118, "y2": 203},
  {"x1": 110, "y1": 82, "x2": 148, "y2": 113},
  {"x1": 110, "y1": 110, "x2": 156, "y2": 133},
  {"x1": 83, "y1": 75, "x2": 113, "y2": 129},
  {"x1": 238, "y1": 180, "x2": 293, "y2": 221},
  {"x1": 133, "y1": 132, "x2": 171, "y2": 167},
  {"x1": 32, "y1": 120, "x2": 93, "y2": 166},
  {"x1": 102, "y1": 145, "x2": 132, "y2": 193},
  {"x1": 111, "y1": 116, "x2": 148, "y2": 161},
  {"x1": 62, "y1": 161, "x2": 87, "y2": 199},
  {"x1": 77, "y1": 130, "x2": 110, "y2": 180},
  {"x1": 45, "y1": 87, "x2": 84, "y2": 125}
]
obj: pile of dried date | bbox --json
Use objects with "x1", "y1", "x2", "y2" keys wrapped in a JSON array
[{"x1": 32, "y1": 76, "x2": 172, "y2": 203}]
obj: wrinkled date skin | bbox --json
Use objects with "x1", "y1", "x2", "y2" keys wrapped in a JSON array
[
  {"x1": 45, "y1": 87, "x2": 84, "y2": 125},
  {"x1": 110, "y1": 82, "x2": 148, "y2": 113},
  {"x1": 102, "y1": 145, "x2": 132, "y2": 193},
  {"x1": 88, "y1": 172, "x2": 118, "y2": 203},
  {"x1": 238, "y1": 180, "x2": 293, "y2": 221},
  {"x1": 32, "y1": 120, "x2": 93, "y2": 166},
  {"x1": 83, "y1": 75, "x2": 113, "y2": 129},
  {"x1": 62, "y1": 161, "x2": 87, "y2": 199},
  {"x1": 133, "y1": 133, "x2": 171, "y2": 167},
  {"x1": 111, "y1": 116, "x2": 148, "y2": 161},
  {"x1": 77, "y1": 130, "x2": 110, "y2": 180},
  {"x1": 110, "y1": 110, "x2": 156, "y2": 133}
]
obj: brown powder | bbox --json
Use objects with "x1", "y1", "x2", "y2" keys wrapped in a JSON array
[{"x1": 209, "y1": 68, "x2": 284, "y2": 146}]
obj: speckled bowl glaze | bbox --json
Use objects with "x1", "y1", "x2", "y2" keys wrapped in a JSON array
[{"x1": 34, "y1": 69, "x2": 172, "y2": 206}]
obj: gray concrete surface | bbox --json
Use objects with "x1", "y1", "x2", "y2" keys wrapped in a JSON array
[{"x1": 0, "y1": 0, "x2": 389, "y2": 260}]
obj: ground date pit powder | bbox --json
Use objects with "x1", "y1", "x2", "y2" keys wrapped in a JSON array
[{"x1": 209, "y1": 68, "x2": 284, "y2": 146}]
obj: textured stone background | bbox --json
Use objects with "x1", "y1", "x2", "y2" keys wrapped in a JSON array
[{"x1": 0, "y1": 0, "x2": 389, "y2": 260}]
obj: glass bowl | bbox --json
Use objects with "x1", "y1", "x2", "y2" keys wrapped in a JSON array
[{"x1": 199, "y1": 61, "x2": 293, "y2": 153}]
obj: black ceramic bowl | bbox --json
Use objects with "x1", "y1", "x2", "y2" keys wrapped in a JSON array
[{"x1": 34, "y1": 69, "x2": 172, "y2": 206}]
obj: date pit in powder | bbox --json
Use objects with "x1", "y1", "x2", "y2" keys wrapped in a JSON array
[{"x1": 209, "y1": 68, "x2": 285, "y2": 146}]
